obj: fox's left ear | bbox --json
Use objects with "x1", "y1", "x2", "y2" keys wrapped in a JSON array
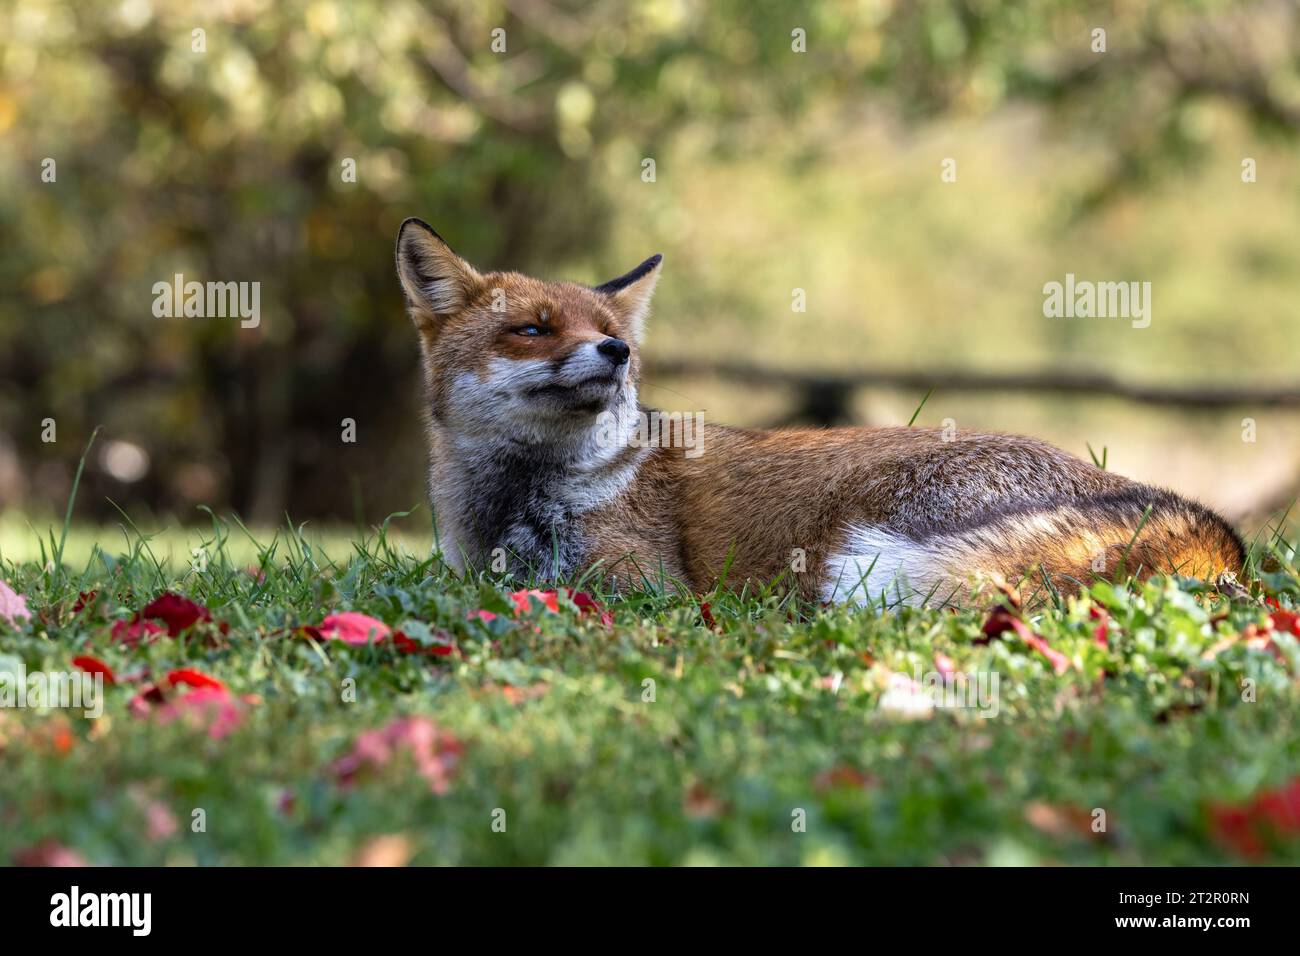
[
  {"x1": 395, "y1": 217, "x2": 483, "y2": 334},
  {"x1": 593, "y1": 254, "x2": 662, "y2": 343}
]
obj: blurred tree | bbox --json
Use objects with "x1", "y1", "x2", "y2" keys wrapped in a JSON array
[{"x1": 0, "y1": 0, "x2": 1296, "y2": 522}]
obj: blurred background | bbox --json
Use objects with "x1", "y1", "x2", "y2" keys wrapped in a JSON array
[{"x1": 2, "y1": 0, "x2": 1299, "y2": 560}]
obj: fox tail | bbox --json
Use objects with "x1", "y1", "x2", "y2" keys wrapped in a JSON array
[{"x1": 825, "y1": 488, "x2": 1245, "y2": 607}]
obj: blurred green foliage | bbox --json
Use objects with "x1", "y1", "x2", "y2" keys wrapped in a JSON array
[{"x1": 1, "y1": 0, "x2": 1297, "y2": 524}]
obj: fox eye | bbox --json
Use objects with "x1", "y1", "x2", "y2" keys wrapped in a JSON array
[{"x1": 513, "y1": 324, "x2": 547, "y2": 337}]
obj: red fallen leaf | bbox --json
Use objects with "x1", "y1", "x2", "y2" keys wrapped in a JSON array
[
  {"x1": 1024, "y1": 800, "x2": 1098, "y2": 839},
  {"x1": 1202, "y1": 617, "x2": 1291, "y2": 663},
  {"x1": 683, "y1": 781, "x2": 727, "y2": 820},
  {"x1": 333, "y1": 716, "x2": 464, "y2": 795},
  {"x1": 980, "y1": 605, "x2": 1029, "y2": 642},
  {"x1": 509, "y1": 589, "x2": 561, "y2": 614},
  {"x1": 125, "y1": 784, "x2": 179, "y2": 844},
  {"x1": 167, "y1": 668, "x2": 226, "y2": 691},
  {"x1": 980, "y1": 604, "x2": 1070, "y2": 675},
  {"x1": 468, "y1": 589, "x2": 610, "y2": 629},
  {"x1": 153, "y1": 688, "x2": 246, "y2": 739},
  {"x1": 72, "y1": 655, "x2": 117, "y2": 685},
  {"x1": 1218, "y1": 619, "x2": 1290, "y2": 666},
  {"x1": 1022, "y1": 633, "x2": 1071, "y2": 675},
  {"x1": 1269, "y1": 608, "x2": 1300, "y2": 637},
  {"x1": 142, "y1": 593, "x2": 214, "y2": 636},
  {"x1": 498, "y1": 682, "x2": 548, "y2": 705},
  {"x1": 129, "y1": 668, "x2": 249, "y2": 739},
  {"x1": 1089, "y1": 606, "x2": 1110, "y2": 648},
  {"x1": 316, "y1": 611, "x2": 394, "y2": 646},
  {"x1": 110, "y1": 618, "x2": 168, "y2": 646},
  {"x1": 1209, "y1": 776, "x2": 1300, "y2": 859},
  {"x1": 699, "y1": 602, "x2": 718, "y2": 630},
  {"x1": 277, "y1": 789, "x2": 296, "y2": 815},
  {"x1": 934, "y1": 652, "x2": 956, "y2": 680},
  {"x1": 350, "y1": 833, "x2": 416, "y2": 868},
  {"x1": 52, "y1": 724, "x2": 74, "y2": 755},
  {"x1": 391, "y1": 631, "x2": 456, "y2": 656},
  {"x1": 0, "y1": 578, "x2": 32, "y2": 627},
  {"x1": 20, "y1": 718, "x2": 76, "y2": 756},
  {"x1": 130, "y1": 684, "x2": 248, "y2": 739},
  {"x1": 566, "y1": 589, "x2": 614, "y2": 627},
  {"x1": 311, "y1": 612, "x2": 454, "y2": 657},
  {"x1": 12, "y1": 841, "x2": 90, "y2": 867},
  {"x1": 109, "y1": 592, "x2": 224, "y2": 644},
  {"x1": 128, "y1": 683, "x2": 167, "y2": 708},
  {"x1": 137, "y1": 796, "x2": 178, "y2": 844},
  {"x1": 813, "y1": 764, "x2": 878, "y2": 793}
]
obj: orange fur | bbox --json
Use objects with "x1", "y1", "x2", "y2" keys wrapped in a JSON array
[{"x1": 396, "y1": 219, "x2": 1244, "y2": 606}]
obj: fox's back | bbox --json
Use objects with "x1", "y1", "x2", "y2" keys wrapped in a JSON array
[{"x1": 590, "y1": 423, "x2": 1132, "y2": 595}]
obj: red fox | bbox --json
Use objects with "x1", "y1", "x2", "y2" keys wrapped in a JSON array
[{"x1": 396, "y1": 218, "x2": 1245, "y2": 607}]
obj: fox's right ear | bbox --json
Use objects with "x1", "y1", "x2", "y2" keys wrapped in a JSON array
[{"x1": 395, "y1": 218, "x2": 482, "y2": 331}]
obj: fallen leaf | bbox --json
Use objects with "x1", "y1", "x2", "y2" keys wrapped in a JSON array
[
  {"x1": 509, "y1": 589, "x2": 560, "y2": 614},
  {"x1": 1269, "y1": 608, "x2": 1300, "y2": 637},
  {"x1": 498, "y1": 682, "x2": 548, "y2": 705},
  {"x1": 308, "y1": 611, "x2": 454, "y2": 656},
  {"x1": 127, "y1": 785, "x2": 178, "y2": 844},
  {"x1": 1024, "y1": 800, "x2": 1098, "y2": 839},
  {"x1": 934, "y1": 652, "x2": 956, "y2": 679},
  {"x1": 333, "y1": 716, "x2": 463, "y2": 795},
  {"x1": 72, "y1": 655, "x2": 117, "y2": 685},
  {"x1": 12, "y1": 841, "x2": 90, "y2": 867},
  {"x1": 813, "y1": 764, "x2": 878, "y2": 793},
  {"x1": 110, "y1": 618, "x2": 168, "y2": 646},
  {"x1": 1089, "y1": 606, "x2": 1110, "y2": 648},
  {"x1": 167, "y1": 668, "x2": 226, "y2": 691},
  {"x1": 311, "y1": 611, "x2": 393, "y2": 645},
  {"x1": 109, "y1": 592, "x2": 224, "y2": 645},
  {"x1": 683, "y1": 781, "x2": 728, "y2": 820},
  {"x1": 566, "y1": 589, "x2": 614, "y2": 627},
  {"x1": 981, "y1": 605, "x2": 1070, "y2": 675},
  {"x1": 141, "y1": 592, "x2": 216, "y2": 636},
  {"x1": 1209, "y1": 776, "x2": 1300, "y2": 859},
  {"x1": 0, "y1": 579, "x2": 32, "y2": 628},
  {"x1": 129, "y1": 670, "x2": 250, "y2": 739},
  {"x1": 699, "y1": 602, "x2": 718, "y2": 631},
  {"x1": 351, "y1": 833, "x2": 415, "y2": 867}
]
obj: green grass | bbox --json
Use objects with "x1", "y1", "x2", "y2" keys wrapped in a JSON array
[{"x1": 2, "y1": 510, "x2": 1300, "y2": 866}]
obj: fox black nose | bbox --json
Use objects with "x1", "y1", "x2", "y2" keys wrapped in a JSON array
[{"x1": 596, "y1": 337, "x2": 630, "y2": 366}]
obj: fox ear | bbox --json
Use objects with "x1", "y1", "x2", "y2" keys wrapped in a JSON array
[
  {"x1": 395, "y1": 218, "x2": 482, "y2": 331},
  {"x1": 593, "y1": 254, "x2": 662, "y2": 342}
]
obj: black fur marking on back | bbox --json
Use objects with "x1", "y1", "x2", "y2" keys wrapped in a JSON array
[
  {"x1": 918, "y1": 487, "x2": 1171, "y2": 540},
  {"x1": 911, "y1": 486, "x2": 1245, "y2": 565},
  {"x1": 592, "y1": 254, "x2": 662, "y2": 295}
]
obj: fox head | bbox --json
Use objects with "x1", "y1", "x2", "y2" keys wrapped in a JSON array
[{"x1": 396, "y1": 218, "x2": 661, "y2": 447}]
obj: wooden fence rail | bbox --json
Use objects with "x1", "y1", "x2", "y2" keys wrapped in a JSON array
[{"x1": 644, "y1": 358, "x2": 1300, "y2": 426}]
